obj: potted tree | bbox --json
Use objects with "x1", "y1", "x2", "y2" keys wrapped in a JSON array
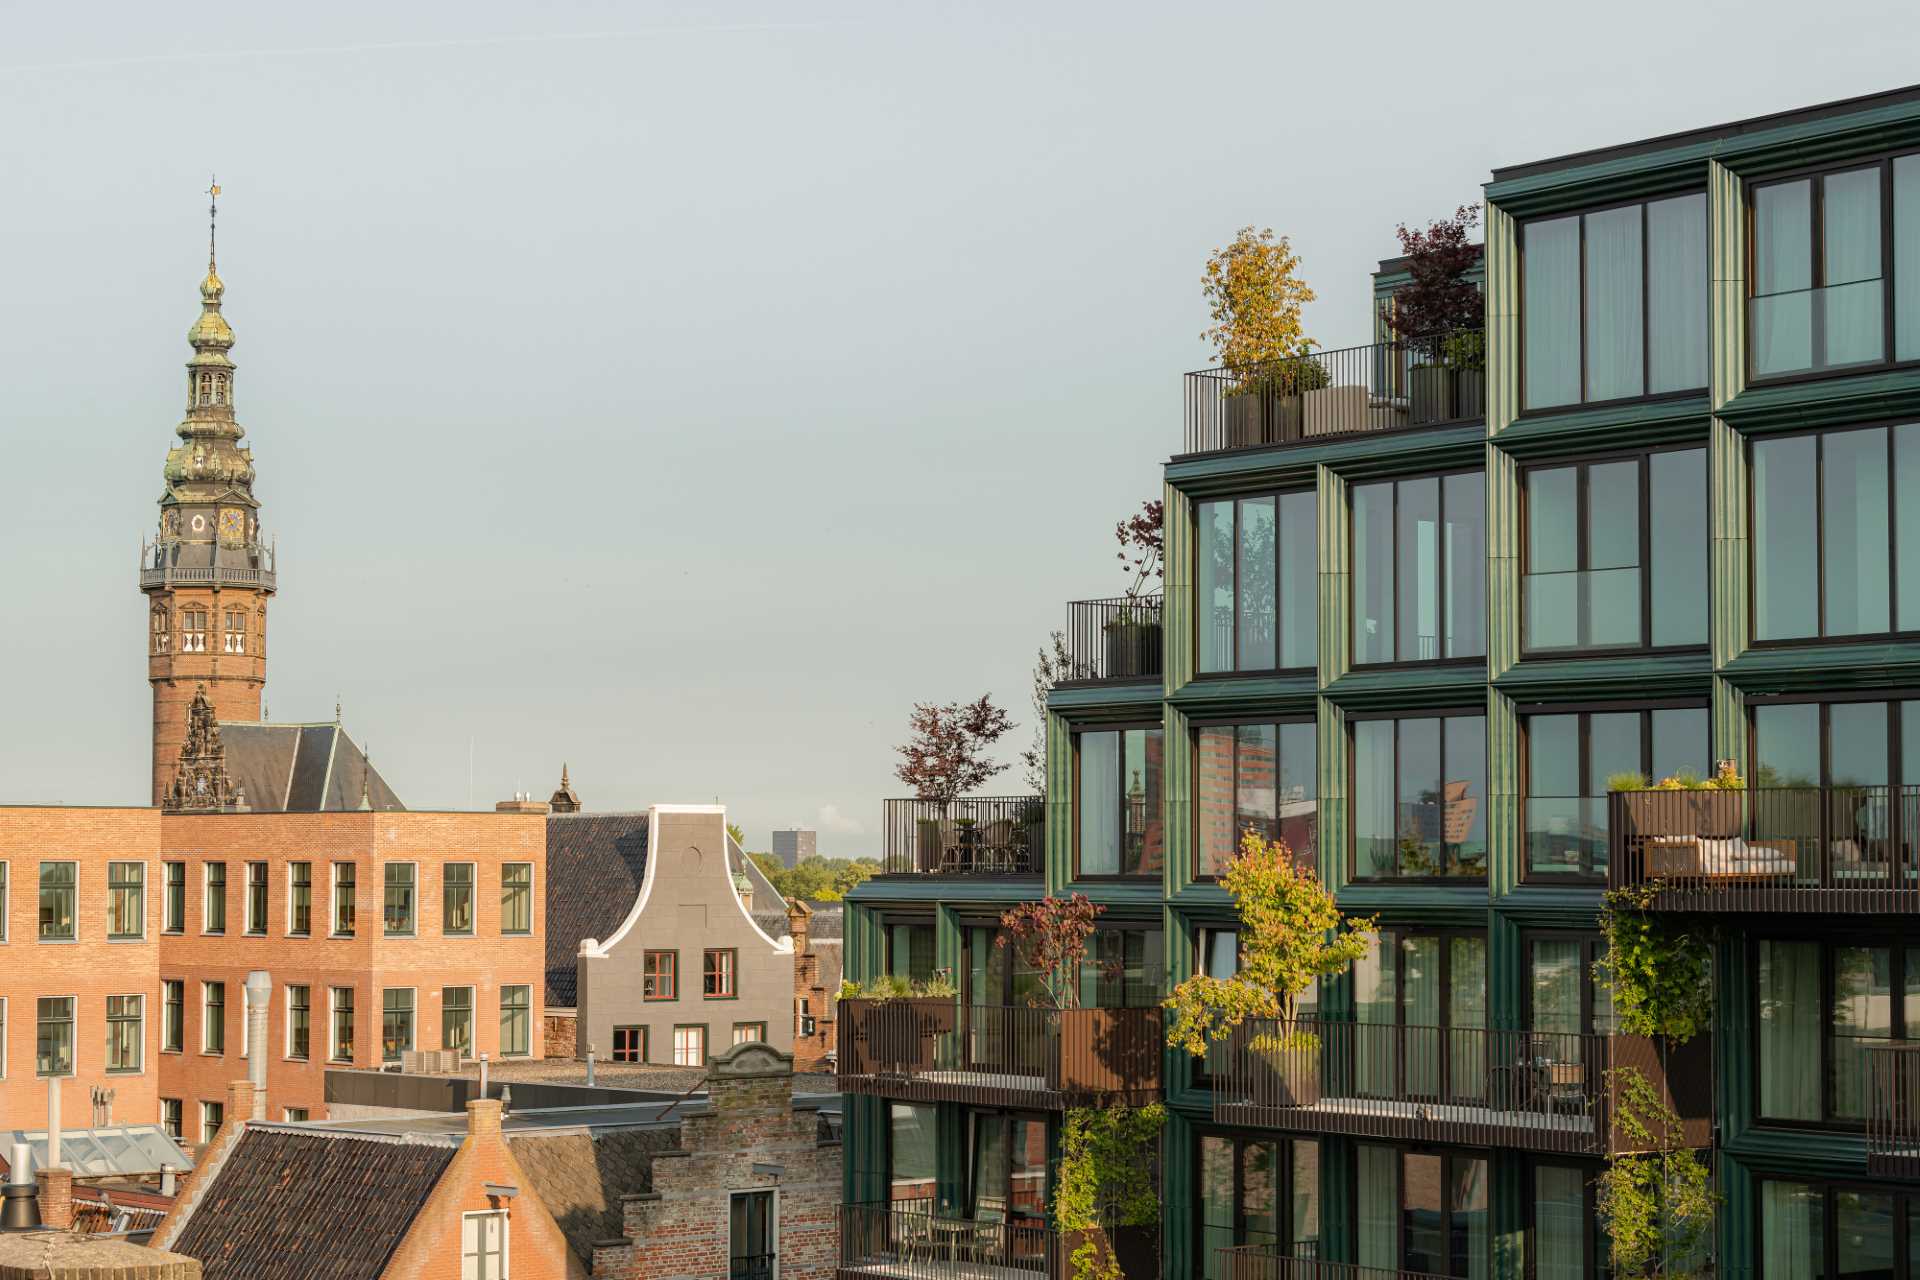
[
  {"x1": 1202, "y1": 226, "x2": 1318, "y2": 448},
  {"x1": 895, "y1": 695, "x2": 1016, "y2": 871},
  {"x1": 1380, "y1": 205, "x2": 1483, "y2": 427},
  {"x1": 1105, "y1": 501, "x2": 1164, "y2": 678}
]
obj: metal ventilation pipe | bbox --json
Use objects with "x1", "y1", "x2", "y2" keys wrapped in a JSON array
[
  {"x1": 0, "y1": 1143, "x2": 39, "y2": 1232},
  {"x1": 245, "y1": 971, "x2": 272, "y2": 1121}
]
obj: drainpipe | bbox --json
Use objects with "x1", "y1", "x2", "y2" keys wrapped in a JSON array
[
  {"x1": 46, "y1": 1079, "x2": 60, "y2": 1170},
  {"x1": 245, "y1": 971, "x2": 272, "y2": 1121},
  {"x1": 479, "y1": 1052, "x2": 490, "y2": 1099}
]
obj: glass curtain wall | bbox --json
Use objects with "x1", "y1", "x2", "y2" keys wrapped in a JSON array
[
  {"x1": 1197, "y1": 491, "x2": 1316, "y2": 673},
  {"x1": 1352, "y1": 473, "x2": 1486, "y2": 665}
]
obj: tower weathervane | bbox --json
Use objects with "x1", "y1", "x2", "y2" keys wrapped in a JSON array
[{"x1": 207, "y1": 175, "x2": 220, "y2": 274}]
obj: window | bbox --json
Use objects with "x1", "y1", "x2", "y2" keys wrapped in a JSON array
[
  {"x1": 288, "y1": 862, "x2": 311, "y2": 936},
  {"x1": 1750, "y1": 696, "x2": 1920, "y2": 821},
  {"x1": 1526, "y1": 934, "x2": 1615, "y2": 1038},
  {"x1": 0, "y1": 1000, "x2": 6, "y2": 1079},
  {"x1": 704, "y1": 949, "x2": 738, "y2": 998},
  {"x1": 1196, "y1": 490, "x2": 1317, "y2": 673},
  {"x1": 383, "y1": 863, "x2": 416, "y2": 936},
  {"x1": 1355, "y1": 1145, "x2": 1489, "y2": 1276},
  {"x1": 107, "y1": 995, "x2": 143, "y2": 1072},
  {"x1": 672, "y1": 1024, "x2": 706, "y2": 1067},
  {"x1": 1352, "y1": 930, "x2": 1489, "y2": 1102},
  {"x1": 1758, "y1": 1180, "x2": 1920, "y2": 1280},
  {"x1": 460, "y1": 1209, "x2": 508, "y2": 1280},
  {"x1": 333, "y1": 862, "x2": 356, "y2": 936},
  {"x1": 39, "y1": 862, "x2": 76, "y2": 940},
  {"x1": 1195, "y1": 718, "x2": 1316, "y2": 879},
  {"x1": 1351, "y1": 472, "x2": 1487, "y2": 664},
  {"x1": 730, "y1": 1190, "x2": 775, "y2": 1280},
  {"x1": 36, "y1": 997, "x2": 74, "y2": 1077},
  {"x1": 732, "y1": 1022, "x2": 766, "y2": 1045},
  {"x1": 382, "y1": 989, "x2": 415, "y2": 1062},
  {"x1": 443, "y1": 986, "x2": 474, "y2": 1057},
  {"x1": 613, "y1": 1024, "x2": 647, "y2": 1063},
  {"x1": 1199, "y1": 1135, "x2": 1320, "y2": 1277},
  {"x1": 330, "y1": 987, "x2": 355, "y2": 1062},
  {"x1": 0, "y1": 862, "x2": 6, "y2": 942},
  {"x1": 1751, "y1": 155, "x2": 1920, "y2": 379},
  {"x1": 1195, "y1": 929, "x2": 1246, "y2": 1080},
  {"x1": 151, "y1": 608, "x2": 170, "y2": 654},
  {"x1": 1531, "y1": 1161, "x2": 1604, "y2": 1280},
  {"x1": 967, "y1": 1112, "x2": 1049, "y2": 1228},
  {"x1": 245, "y1": 861, "x2": 268, "y2": 935},
  {"x1": 1758, "y1": 937, "x2": 1920, "y2": 1124},
  {"x1": 1076, "y1": 926, "x2": 1166, "y2": 1009},
  {"x1": 284, "y1": 1107, "x2": 309, "y2": 1122},
  {"x1": 443, "y1": 863, "x2": 475, "y2": 935},
  {"x1": 164, "y1": 861, "x2": 185, "y2": 933},
  {"x1": 1523, "y1": 193, "x2": 1709, "y2": 407},
  {"x1": 1524, "y1": 448, "x2": 1707, "y2": 652},
  {"x1": 500, "y1": 985, "x2": 531, "y2": 1057},
  {"x1": 643, "y1": 950, "x2": 678, "y2": 1000},
  {"x1": 286, "y1": 985, "x2": 310, "y2": 1060},
  {"x1": 108, "y1": 861, "x2": 144, "y2": 939},
  {"x1": 1074, "y1": 726, "x2": 1164, "y2": 877},
  {"x1": 223, "y1": 608, "x2": 246, "y2": 654},
  {"x1": 1351, "y1": 712, "x2": 1487, "y2": 880},
  {"x1": 163, "y1": 980, "x2": 184, "y2": 1053},
  {"x1": 501, "y1": 863, "x2": 533, "y2": 935},
  {"x1": 200, "y1": 1100, "x2": 223, "y2": 1144},
  {"x1": 161, "y1": 1098, "x2": 182, "y2": 1141},
  {"x1": 181, "y1": 607, "x2": 207, "y2": 653},
  {"x1": 1522, "y1": 704, "x2": 1709, "y2": 878},
  {"x1": 884, "y1": 920, "x2": 936, "y2": 982},
  {"x1": 204, "y1": 862, "x2": 226, "y2": 934},
  {"x1": 889, "y1": 1103, "x2": 937, "y2": 1201},
  {"x1": 203, "y1": 982, "x2": 225, "y2": 1054}
]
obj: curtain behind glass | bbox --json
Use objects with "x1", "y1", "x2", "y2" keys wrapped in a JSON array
[
  {"x1": 1449, "y1": 938, "x2": 1488, "y2": 1102},
  {"x1": 1238, "y1": 497, "x2": 1277, "y2": 669},
  {"x1": 1524, "y1": 217, "x2": 1581, "y2": 408},
  {"x1": 1291, "y1": 1141, "x2": 1319, "y2": 1255},
  {"x1": 1753, "y1": 436, "x2": 1820, "y2": 640},
  {"x1": 1899, "y1": 426, "x2": 1920, "y2": 632},
  {"x1": 1531, "y1": 940, "x2": 1583, "y2": 1034},
  {"x1": 1444, "y1": 472, "x2": 1487, "y2": 658},
  {"x1": 1526, "y1": 467, "x2": 1579, "y2": 650},
  {"x1": 1279, "y1": 491, "x2": 1317, "y2": 670},
  {"x1": 889, "y1": 1103, "x2": 936, "y2": 1200},
  {"x1": 1753, "y1": 181, "x2": 1814, "y2": 377},
  {"x1": 1404, "y1": 935, "x2": 1441, "y2": 1097},
  {"x1": 1823, "y1": 168, "x2": 1885, "y2": 367},
  {"x1": 1650, "y1": 449, "x2": 1708, "y2": 646},
  {"x1": 1533, "y1": 1166, "x2": 1586, "y2": 1280},
  {"x1": 1241, "y1": 1143, "x2": 1280, "y2": 1247},
  {"x1": 1897, "y1": 156, "x2": 1920, "y2": 362},
  {"x1": 1821, "y1": 428, "x2": 1891, "y2": 636},
  {"x1": 1078, "y1": 732, "x2": 1120, "y2": 875},
  {"x1": 1397, "y1": 478, "x2": 1441, "y2": 662},
  {"x1": 1758, "y1": 940, "x2": 1822, "y2": 1120},
  {"x1": 1585, "y1": 205, "x2": 1645, "y2": 401},
  {"x1": 1831, "y1": 946, "x2": 1892, "y2": 1120},
  {"x1": 1647, "y1": 194, "x2": 1708, "y2": 392},
  {"x1": 1354, "y1": 932, "x2": 1394, "y2": 1096},
  {"x1": 1198, "y1": 501, "x2": 1235, "y2": 673},
  {"x1": 1355, "y1": 1146, "x2": 1399, "y2": 1272},
  {"x1": 1198, "y1": 1138, "x2": 1234, "y2": 1280},
  {"x1": 1353, "y1": 721, "x2": 1397, "y2": 878},
  {"x1": 1353, "y1": 484, "x2": 1395, "y2": 664},
  {"x1": 970, "y1": 1114, "x2": 1009, "y2": 1218},
  {"x1": 1278, "y1": 721, "x2": 1318, "y2": 873},
  {"x1": 1759, "y1": 1181, "x2": 1823, "y2": 1280},
  {"x1": 1451, "y1": 1158, "x2": 1489, "y2": 1280},
  {"x1": 1196, "y1": 726, "x2": 1236, "y2": 877}
]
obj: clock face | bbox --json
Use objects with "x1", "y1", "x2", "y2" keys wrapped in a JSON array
[
  {"x1": 219, "y1": 509, "x2": 245, "y2": 542},
  {"x1": 190, "y1": 514, "x2": 206, "y2": 533}
]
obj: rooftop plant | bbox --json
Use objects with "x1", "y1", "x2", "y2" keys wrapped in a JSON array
[{"x1": 1202, "y1": 226, "x2": 1317, "y2": 379}]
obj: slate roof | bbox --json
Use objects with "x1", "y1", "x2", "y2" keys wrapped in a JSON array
[
  {"x1": 217, "y1": 722, "x2": 404, "y2": 812},
  {"x1": 812, "y1": 938, "x2": 843, "y2": 994},
  {"x1": 167, "y1": 1127, "x2": 456, "y2": 1280},
  {"x1": 544, "y1": 812, "x2": 650, "y2": 1008},
  {"x1": 507, "y1": 1128, "x2": 677, "y2": 1266},
  {"x1": 805, "y1": 901, "x2": 844, "y2": 940}
]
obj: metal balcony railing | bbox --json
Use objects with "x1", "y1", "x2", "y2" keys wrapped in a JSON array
[
  {"x1": 1608, "y1": 786, "x2": 1920, "y2": 911},
  {"x1": 1868, "y1": 1042, "x2": 1920, "y2": 1177},
  {"x1": 1059, "y1": 596, "x2": 1163, "y2": 684},
  {"x1": 880, "y1": 797, "x2": 1045, "y2": 876},
  {"x1": 1183, "y1": 330, "x2": 1484, "y2": 455},
  {"x1": 1214, "y1": 1248, "x2": 1446, "y2": 1280},
  {"x1": 838, "y1": 1200, "x2": 1062, "y2": 1278}
]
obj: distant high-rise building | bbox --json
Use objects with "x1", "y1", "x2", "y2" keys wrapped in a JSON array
[{"x1": 771, "y1": 828, "x2": 816, "y2": 868}]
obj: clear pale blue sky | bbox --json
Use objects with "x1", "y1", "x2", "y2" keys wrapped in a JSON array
[{"x1": 3, "y1": 1, "x2": 1916, "y2": 853}]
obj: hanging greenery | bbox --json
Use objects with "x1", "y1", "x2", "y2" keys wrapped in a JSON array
[
  {"x1": 1595, "y1": 885, "x2": 1712, "y2": 1044},
  {"x1": 1054, "y1": 1103, "x2": 1166, "y2": 1280}
]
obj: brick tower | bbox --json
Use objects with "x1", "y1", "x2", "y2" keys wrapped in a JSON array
[{"x1": 140, "y1": 183, "x2": 275, "y2": 805}]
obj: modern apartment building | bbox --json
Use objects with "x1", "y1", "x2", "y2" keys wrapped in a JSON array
[{"x1": 840, "y1": 84, "x2": 1920, "y2": 1280}]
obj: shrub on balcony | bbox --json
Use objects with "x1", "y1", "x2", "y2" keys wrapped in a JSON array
[
  {"x1": 1201, "y1": 225, "x2": 1318, "y2": 381},
  {"x1": 1056, "y1": 1102, "x2": 1165, "y2": 1280},
  {"x1": 1380, "y1": 204, "x2": 1482, "y2": 359},
  {"x1": 999, "y1": 893, "x2": 1105, "y2": 1009}
]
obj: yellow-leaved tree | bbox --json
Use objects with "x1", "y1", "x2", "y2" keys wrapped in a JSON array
[{"x1": 1201, "y1": 226, "x2": 1318, "y2": 373}]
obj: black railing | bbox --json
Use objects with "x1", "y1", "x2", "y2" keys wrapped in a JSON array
[
  {"x1": 1215, "y1": 1247, "x2": 1446, "y2": 1280},
  {"x1": 1868, "y1": 1042, "x2": 1920, "y2": 1177},
  {"x1": 880, "y1": 797, "x2": 1045, "y2": 875},
  {"x1": 1609, "y1": 786, "x2": 1920, "y2": 911},
  {"x1": 839, "y1": 1200, "x2": 1061, "y2": 1277},
  {"x1": 730, "y1": 1254, "x2": 776, "y2": 1280},
  {"x1": 1183, "y1": 330, "x2": 1484, "y2": 454},
  {"x1": 1061, "y1": 596, "x2": 1163, "y2": 683}
]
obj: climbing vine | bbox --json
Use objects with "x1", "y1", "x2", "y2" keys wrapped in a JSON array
[{"x1": 1054, "y1": 1103, "x2": 1165, "y2": 1280}]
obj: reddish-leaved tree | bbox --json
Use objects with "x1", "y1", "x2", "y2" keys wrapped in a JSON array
[
  {"x1": 1114, "y1": 499, "x2": 1165, "y2": 601},
  {"x1": 1382, "y1": 204, "x2": 1483, "y2": 354},
  {"x1": 894, "y1": 695, "x2": 1016, "y2": 805},
  {"x1": 998, "y1": 893, "x2": 1106, "y2": 1009}
]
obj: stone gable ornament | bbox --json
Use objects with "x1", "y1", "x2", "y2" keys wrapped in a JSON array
[{"x1": 164, "y1": 685, "x2": 238, "y2": 813}]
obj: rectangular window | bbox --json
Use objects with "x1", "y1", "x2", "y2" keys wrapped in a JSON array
[
  {"x1": 1752, "y1": 165, "x2": 1895, "y2": 378},
  {"x1": 501, "y1": 863, "x2": 533, "y2": 935},
  {"x1": 612, "y1": 1024, "x2": 647, "y2": 1063},
  {"x1": 288, "y1": 862, "x2": 311, "y2": 936},
  {"x1": 39, "y1": 862, "x2": 76, "y2": 940},
  {"x1": 200, "y1": 1100, "x2": 223, "y2": 1144},
  {"x1": 1758, "y1": 1180, "x2": 1914, "y2": 1280},
  {"x1": 0, "y1": 862, "x2": 7, "y2": 942},
  {"x1": 332, "y1": 862, "x2": 356, "y2": 936},
  {"x1": 330, "y1": 987, "x2": 355, "y2": 1062},
  {"x1": 36, "y1": 996, "x2": 74, "y2": 1077},
  {"x1": 1526, "y1": 934, "x2": 1615, "y2": 1037},
  {"x1": 1354, "y1": 1146, "x2": 1488, "y2": 1276},
  {"x1": 672, "y1": 1023, "x2": 707, "y2": 1067},
  {"x1": 732, "y1": 1022, "x2": 766, "y2": 1045},
  {"x1": 704, "y1": 948, "x2": 738, "y2": 998},
  {"x1": 108, "y1": 861, "x2": 144, "y2": 939},
  {"x1": 889, "y1": 1103, "x2": 937, "y2": 1201},
  {"x1": 1352, "y1": 930, "x2": 1489, "y2": 1101},
  {"x1": 1196, "y1": 490, "x2": 1317, "y2": 673},
  {"x1": 1351, "y1": 712, "x2": 1487, "y2": 880},
  {"x1": 164, "y1": 861, "x2": 185, "y2": 933},
  {"x1": 500, "y1": 984, "x2": 531, "y2": 1057},
  {"x1": 884, "y1": 921, "x2": 936, "y2": 983},
  {"x1": 442, "y1": 863, "x2": 475, "y2": 935},
  {"x1": 1074, "y1": 725, "x2": 1164, "y2": 877},
  {"x1": 1195, "y1": 718, "x2": 1317, "y2": 879},
  {"x1": 1523, "y1": 704, "x2": 1709, "y2": 878},
  {"x1": 287, "y1": 984, "x2": 311, "y2": 1060},
  {"x1": 644, "y1": 950, "x2": 678, "y2": 1000},
  {"x1": 460, "y1": 1210, "x2": 508, "y2": 1280},
  {"x1": 383, "y1": 864, "x2": 416, "y2": 936},
  {"x1": 1757, "y1": 936, "x2": 1920, "y2": 1125},
  {"x1": 245, "y1": 861, "x2": 268, "y2": 935},
  {"x1": 1197, "y1": 1134, "x2": 1321, "y2": 1267},
  {"x1": 107, "y1": 994, "x2": 143, "y2": 1073},
  {"x1": 382, "y1": 988, "x2": 414, "y2": 1062},
  {"x1": 1524, "y1": 193, "x2": 1708, "y2": 408},
  {"x1": 442, "y1": 986, "x2": 474, "y2": 1056},
  {"x1": 204, "y1": 862, "x2": 226, "y2": 934},
  {"x1": 730, "y1": 1189, "x2": 775, "y2": 1280},
  {"x1": 203, "y1": 982, "x2": 225, "y2": 1054},
  {"x1": 162, "y1": 979, "x2": 184, "y2": 1052},
  {"x1": 284, "y1": 1107, "x2": 310, "y2": 1122},
  {"x1": 161, "y1": 1098, "x2": 182, "y2": 1141},
  {"x1": 1351, "y1": 472, "x2": 1486, "y2": 664}
]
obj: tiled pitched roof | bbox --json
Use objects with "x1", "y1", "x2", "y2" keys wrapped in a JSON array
[
  {"x1": 544, "y1": 812, "x2": 650, "y2": 1007},
  {"x1": 508, "y1": 1128, "x2": 676, "y2": 1265},
  {"x1": 217, "y1": 722, "x2": 405, "y2": 812},
  {"x1": 168, "y1": 1127, "x2": 455, "y2": 1280}
]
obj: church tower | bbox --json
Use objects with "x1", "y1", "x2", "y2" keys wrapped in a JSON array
[{"x1": 140, "y1": 183, "x2": 275, "y2": 805}]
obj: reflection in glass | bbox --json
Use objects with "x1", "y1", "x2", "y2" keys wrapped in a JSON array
[
  {"x1": 1279, "y1": 491, "x2": 1317, "y2": 669},
  {"x1": 1824, "y1": 168, "x2": 1885, "y2": 367},
  {"x1": 1585, "y1": 204, "x2": 1645, "y2": 401},
  {"x1": 1238, "y1": 496, "x2": 1277, "y2": 669},
  {"x1": 1198, "y1": 500, "x2": 1234, "y2": 673},
  {"x1": 1648, "y1": 194, "x2": 1709, "y2": 393},
  {"x1": 1524, "y1": 217, "x2": 1581, "y2": 409},
  {"x1": 1822, "y1": 428, "x2": 1890, "y2": 636},
  {"x1": 889, "y1": 1103, "x2": 936, "y2": 1201},
  {"x1": 1754, "y1": 435, "x2": 1820, "y2": 641},
  {"x1": 1526, "y1": 467, "x2": 1579, "y2": 650},
  {"x1": 1831, "y1": 946, "x2": 1892, "y2": 1120},
  {"x1": 1444, "y1": 472, "x2": 1486, "y2": 658},
  {"x1": 1398, "y1": 478, "x2": 1440, "y2": 662},
  {"x1": 1078, "y1": 731, "x2": 1120, "y2": 875},
  {"x1": 1353, "y1": 483, "x2": 1394, "y2": 664},
  {"x1": 1650, "y1": 449, "x2": 1708, "y2": 646},
  {"x1": 1759, "y1": 1181, "x2": 1822, "y2": 1280},
  {"x1": 1759, "y1": 940, "x2": 1821, "y2": 1121}
]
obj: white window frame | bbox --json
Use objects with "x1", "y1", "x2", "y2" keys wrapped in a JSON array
[
  {"x1": 729, "y1": 1189, "x2": 779, "y2": 1280},
  {"x1": 200, "y1": 1099, "x2": 222, "y2": 1144},
  {"x1": 0, "y1": 859, "x2": 9, "y2": 943},
  {"x1": 328, "y1": 986, "x2": 355, "y2": 1063},
  {"x1": 500, "y1": 862, "x2": 534, "y2": 936},
  {"x1": 38, "y1": 861, "x2": 77, "y2": 943},
  {"x1": 202, "y1": 862, "x2": 227, "y2": 935},
  {"x1": 36, "y1": 995, "x2": 77, "y2": 1079},
  {"x1": 162, "y1": 979, "x2": 185, "y2": 1054},
  {"x1": 244, "y1": 860, "x2": 269, "y2": 936},
  {"x1": 383, "y1": 861, "x2": 418, "y2": 938},
  {"x1": 0, "y1": 996, "x2": 7, "y2": 1080},
  {"x1": 106, "y1": 860, "x2": 146, "y2": 942},
  {"x1": 382, "y1": 986, "x2": 416, "y2": 1063},
  {"x1": 283, "y1": 1107, "x2": 310, "y2": 1122},
  {"x1": 106, "y1": 993, "x2": 145, "y2": 1075},
  {"x1": 161, "y1": 1098, "x2": 182, "y2": 1141},
  {"x1": 331, "y1": 861, "x2": 357, "y2": 938},
  {"x1": 287, "y1": 861, "x2": 313, "y2": 936},
  {"x1": 499, "y1": 984, "x2": 532, "y2": 1058},
  {"x1": 443, "y1": 861, "x2": 477, "y2": 936},
  {"x1": 460, "y1": 1208, "x2": 510, "y2": 1280},
  {"x1": 442, "y1": 984, "x2": 476, "y2": 1057},
  {"x1": 286, "y1": 983, "x2": 311, "y2": 1061},
  {"x1": 202, "y1": 981, "x2": 226, "y2": 1055},
  {"x1": 163, "y1": 860, "x2": 186, "y2": 934}
]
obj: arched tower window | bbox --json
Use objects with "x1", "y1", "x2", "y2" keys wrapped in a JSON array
[
  {"x1": 213, "y1": 374, "x2": 227, "y2": 405},
  {"x1": 198, "y1": 372, "x2": 213, "y2": 405},
  {"x1": 223, "y1": 609, "x2": 247, "y2": 654},
  {"x1": 151, "y1": 608, "x2": 170, "y2": 655},
  {"x1": 181, "y1": 607, "x2": 208, "y2": 653}
]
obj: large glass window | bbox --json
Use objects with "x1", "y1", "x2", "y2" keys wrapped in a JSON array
[
  {"x1": 1752, "y1": 163, "x2": 1903, "y2": 378},
  {"x1": 501, "y1": 863, "x2": 533, "y2": 935},
  {"x1": 443, "y1": 863, "x2": 475, "y2": 935},
  {"x1": 442, "y1": 986, "x2": 473, "y2": 1057},
  {"x1": 1195, "y1": 718, "x2": 1317, "y2": 879},
  {"x1": 1356, "y1": 1145, "x2": 1488, "y2": 1279},
  {"x1": 383, "y1": 863, "x2": 416, "y2": 936},
  {"x1": 1526, "y1": 934, "x2": 1615, "y2": 1036},
  {"x1": 1075, "y1": 726, "x2": 1163, "y2": 877},
  {"x1": 1353, "y1": 930, "x2": 1489, "y2": 1103},
  {"x1": 888, "y1": 1102, "x2": 937, "y2": 1203},
  {"x1": 1352, "y1": 472, "x2": 1486, "y2": 665},
  {"x1": 1198, "y1": 1134, "x2": 1318, "y2": 1279},
  {"x1": 1197, "y1": 491, "x2": 1317, "y2": 673},
  {"x1": 382, "y1": 988, "x2": 415, "y2": 1062},
  {"x1": 1532, "y1": 1162, "x2": 1605, "y2": 1280},
  {"x1": 968, "y1": 1112, "x2": 1050, "y2": 1227},
  {"x1": 884, "y1": 921, "x2": 936, "y2": 983},
  {"x1": 36, "y1": 998, "x2": 74, "y2": 1078},
  {"x1": 1758, "y1": 937, "x2": 1920, "y2": 1125},
  {"x1": 500, "y1": 985, "x2": 531, "y2": 1056},
  {"x1": 107, "y1": 995, "x2": 143, "y2": 1073},
  {"x1": 108, "y1": 861, "x2": 144, "y2": 939},
  {"x1": 1760, "y1": 1181, "x2": 1920, "y2": 1279},
  {"x1": 39, "y1": 862, "x2": 76, "y2": 940},
  {"x1": 1076, "y1": 926, "x2": 1165, "y2": 1009},
  {"x1": 1523, "y1": 704, "x2": 1709, "y2": 877},
  {"x1": 1524, "y1": 194, "x2": 1709, "y2": 409},
  {"x1": 1524, "y1": 449, "x2": 1706, "y2": 652},
  {"x1": 1352, "y1": 713, "x2": 1486, "y2": 880}
]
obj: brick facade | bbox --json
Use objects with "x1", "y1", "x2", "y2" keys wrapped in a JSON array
[
  {"x1": 146, "y1": 587, "x2": 267, "y2": 807},
  {"x1": 787, "y1": 902, "x2": 835, "y2": 1073},
  {"x1": 544, "y1": 1009, "x2": 578, "y2": 1059}
]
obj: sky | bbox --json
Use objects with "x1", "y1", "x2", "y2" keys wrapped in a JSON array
[{"x1": 3, "y1": 0, "x2": 1918, "y2": 854}]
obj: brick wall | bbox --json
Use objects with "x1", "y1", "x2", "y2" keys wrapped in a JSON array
[
  {"x1": 544, "y1": 1010, "x2": 577, "y2": 1059},
  {"x1": 787, "y1": 904, "x2": 834, "y2": 1073},
  {"x1": 146, "y1": 585, "x2": 268, "y2": 806}
]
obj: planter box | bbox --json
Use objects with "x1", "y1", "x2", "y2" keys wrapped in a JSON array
[
  {"x1": 1102, "y1": 620, "x2": 1162, "y2": 679},
  {"x1": 1225, "y1": 393, "x2": 1265, "y2": 447},
  {"x1": 1454, "y1": 368, "x2": 1486, "y2": 420},
  {"x1": 1304, "y1": 384, "x2": 1368, "y2": 436},
  {"x1": 1408, "y1": 364, "x2": 1453, "y2": 425}
]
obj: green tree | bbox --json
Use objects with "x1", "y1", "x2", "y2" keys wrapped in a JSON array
[
  {"x1": 726, "y1": 822, "x2": 746, "y2": 847},
  {"x1": 1201, "y1": 226, "x2": 1317, "y2": 372}
]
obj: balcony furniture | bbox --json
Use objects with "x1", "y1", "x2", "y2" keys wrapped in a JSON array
[{"x1": 1644, "y1": 835, "x2": 1797, "y2": 879}]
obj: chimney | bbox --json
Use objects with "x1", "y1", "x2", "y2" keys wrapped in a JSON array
[
  {"x1": 225, "y1": 1079, "x2": 256, "y2": 1136},
  {"x1": 34, "y1": 1167, "x2": 72, "y2": 1231},
  {"x1": 787, "y1": 899, "x2": 812, "y2": 954},
  {"x1": 494, "y1": 797, "x2": 550, "y2": 815},
  {"x1": 0, "y1": 1144, "x2": 39, "y2": 1232},
  {"x1": 466, "y1": 1098, "x2": 504, "y2": 1143},
  {"x1": 245, "y1": 971, "x2": 272, "y2": 1120}
]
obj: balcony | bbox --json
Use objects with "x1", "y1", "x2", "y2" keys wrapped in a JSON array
[
  {"x1": 838, "y1": 1000, "x2": 1163, "y2": 1109},
  {"x1": 1216, "y1": 1248, "x2": 1443, "y2": 1280},
  {"x1": 839, "y1": 1202, "x2": 1155, "y2": 1280},
  {"x1": 1211, "y1": 1018, "x2": 1710, "y2": 1157},
  {"x1": 880, "y1": 797, "x2": 1044, "y2": 876},
  {"x1": 1183, "y1": 331, "x2": 1484, "y2": 455},
  {"x1": 1868, "y1": 1042, "x2": 1920, "y2": 1177},
  {"x1": 1058, "y1": 595, "x2": 1163, "y2": 685},
  {"x1": 1609, "y1": 786, "x2": 1920, "y2": 911}
]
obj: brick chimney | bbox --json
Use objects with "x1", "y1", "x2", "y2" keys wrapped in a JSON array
[
  {"x1": 466, "y1": 1098, "x2": 504, "y2": 1143},
  {"x1": 35, "y1": 1167, "x2": 73, "y2": 1230}
]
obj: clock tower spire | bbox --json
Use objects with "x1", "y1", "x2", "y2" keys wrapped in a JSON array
[{"x1": 140, "y1": 182, "x2": 276, "y2": 806}]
